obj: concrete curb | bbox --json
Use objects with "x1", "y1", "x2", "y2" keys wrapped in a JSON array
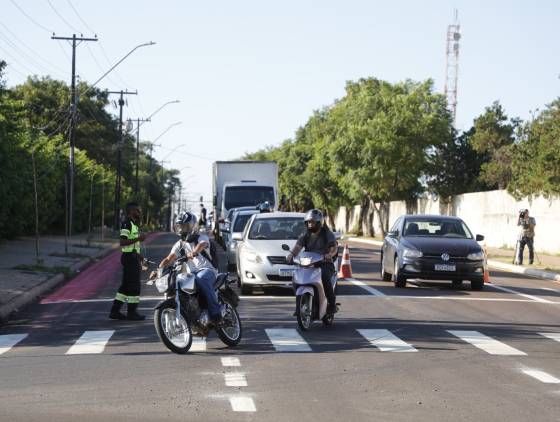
[
  {"x1": 344, "y1": 236, "x2": 560, "y2": 283},
  {"x1": 0, "y1": 242, "x2": 119, "y2": 323}
]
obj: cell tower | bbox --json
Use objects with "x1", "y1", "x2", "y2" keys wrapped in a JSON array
[{"x1": 444, "y1": 10, "x2": 461, "y2": 124}]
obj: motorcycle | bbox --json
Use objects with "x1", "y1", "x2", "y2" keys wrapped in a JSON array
[
  {"x1": 150, "y1": 258, "x2": 242, "y2": 354},
  {"x1": 281, "y1": 245, "x2": 338, "y2": 331}
]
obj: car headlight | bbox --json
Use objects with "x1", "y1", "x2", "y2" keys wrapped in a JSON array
[
  {"x1": 467, "y1": 251, "x2": 485, "y2": 261},
  {"x1": 245, "y1": 249, "x2": 263, "y2": 264},
  {"x1": 402, "y1": 247, "x2": 423, "y2": 258}
]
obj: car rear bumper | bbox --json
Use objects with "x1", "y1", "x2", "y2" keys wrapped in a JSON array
[{"x1": 400, "y1": 257, "x2": 484, "y2": 281}]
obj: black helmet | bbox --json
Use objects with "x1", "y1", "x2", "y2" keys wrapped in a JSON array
[
  {"x1": 304, "y1": 209, "x2": 323, "y2": 233},
  {"x1": 174, "y1": 211, "x2": 199, "y2": 238},
  {"x1": 257, "y1": 201, "x2": 272, "y2": 213}
]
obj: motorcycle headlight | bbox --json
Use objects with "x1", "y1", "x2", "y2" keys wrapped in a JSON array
[
  {"x1": 300, "y1": 257, "x2": 312, "y2": 266},
  {"x1": 402, "y1": 247, "x2": 423, "y2": 258},
  {"x1": 245, "y1": 249, "x2": 262, "y2": 264},
  {"x1": 467, "y1": 251, "x2": 485, "y2": 261},
  {"x1": 155, "y1": 274, "x2": 169, "y2": 293}
]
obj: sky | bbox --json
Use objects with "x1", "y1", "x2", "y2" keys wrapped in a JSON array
[{"x1": 1, "y1": 0, "x2": 559, "y2": 208}]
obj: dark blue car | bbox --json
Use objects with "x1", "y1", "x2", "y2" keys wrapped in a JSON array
[{"x1": 380, "y1": 215, "x2": 486, "y2": 290}]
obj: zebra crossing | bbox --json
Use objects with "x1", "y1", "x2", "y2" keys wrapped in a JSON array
[{"x1": 1, "y1": 328, "x2": 559, "y2": 357}]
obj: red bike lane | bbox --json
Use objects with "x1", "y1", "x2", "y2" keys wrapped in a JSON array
[{"x1": 40, "y1": 232, "x2": 165, "y2": 304}]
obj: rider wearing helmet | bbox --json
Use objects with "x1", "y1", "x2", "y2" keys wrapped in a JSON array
[
  {"x1": 257, "y1": 201, "x2": 272, "y2": 213},
  {"x1": 287, "y1": 209, "x2": 338, "y2": 315},
  {"x1": 157, "y1": 211, "x2": 223, "y2": 325}
]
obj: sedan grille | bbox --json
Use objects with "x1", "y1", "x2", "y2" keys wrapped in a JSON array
[{"x1": 267, "y1": 256, "x2": 287, "y2": 265}]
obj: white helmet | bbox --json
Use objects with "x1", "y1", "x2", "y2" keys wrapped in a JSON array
[{"x1": 174, "y1": 211, "x2": 199, "y2": 238}]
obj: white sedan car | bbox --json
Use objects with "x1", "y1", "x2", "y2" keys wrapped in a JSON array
[{"x1": 234, "y1": 212, "x2": 306, "y2": 294}]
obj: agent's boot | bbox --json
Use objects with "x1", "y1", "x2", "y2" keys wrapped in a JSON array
[
  {"x1": 126, "y1": 303, "x2": 146, "y2": 321},
  {"x1": 109, "y1": 300, "x2": 127, "y2": 320}
]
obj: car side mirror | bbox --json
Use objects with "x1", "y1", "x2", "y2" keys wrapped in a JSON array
[
  {"x1": 232, "y1": 233, "x2": 243, "y2": 241},
  {"x1": 387, "y1": 230, "x2": 399, "y2": 238},
  {"x1": 476, "y1": 234, "x2": 485, "y2": 242},
  {"x1": 281, "y1": 244, "x2": 290, "y2": 251}
]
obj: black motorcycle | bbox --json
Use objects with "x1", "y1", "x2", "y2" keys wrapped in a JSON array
[{"x1": 151, "y1": 258, "x2": 242, "y2": 354}]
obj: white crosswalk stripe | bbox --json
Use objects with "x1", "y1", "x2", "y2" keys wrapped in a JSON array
[
  {"x1": 0, "y1": 334, "x2": 28, "y2": 355},
  {"x1": 447, "y1": 330, "x2": 526, "y2": 356},
  {"x1": 265, "y1": 328, "x2": 311, "y2": 352},
  {"x1": 66, "y1": 330, "x2": 115, "y2": 355},
  {"x1": 229, "y1": 396, "x2": 256, "y2": 412},
  {"x1": 357, "y1": 329, "x2": 417, "y2": 352},
  {"x1": 224, "y1": 372, "x2": 248, "y2": 387},
  {"x1": 538, "y1": 332, "x2": 560, "y2": 343},
  {"x1": 522, "y1": 369, "x2": 560, "y2": 384},
  {"x1": 191, "y1": 337, "x2": 207, "y2": 352}
]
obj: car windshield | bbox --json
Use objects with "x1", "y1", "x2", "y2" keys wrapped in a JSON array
[
  {"x1": 248, "y1": 217, "x2": 305, "y2": 240},
  {"x1": 224, "y1": 186, "x2": 275, "y2": 209},
  {"x1": 403, "y1": 218, "x2": 473, "y2": 239},
  {"x1": 233, "y1": 213, "x2": 255, "y2": 232}
]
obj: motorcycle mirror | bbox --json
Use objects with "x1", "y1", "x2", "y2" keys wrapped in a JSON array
[{"x1": 281, "y1": 244, "x2": 290, "y2": 251}]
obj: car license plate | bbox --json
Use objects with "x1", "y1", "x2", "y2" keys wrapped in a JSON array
[
  {"x1": 435, "y1": 264, "x2": 456, "y2": 271},
  {"x1": 278, "y1": 269, "x2": 295, "y2": 277}
]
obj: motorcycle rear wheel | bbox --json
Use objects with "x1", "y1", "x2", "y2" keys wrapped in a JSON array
[
  {"x1": 154, "y1": 302, "x2": 192, "y2": 354},
  {"x1": 216, "y1": 302, "x2": 243, "y2": 347},
  {"x1": 296, "y1": 293, "x2": 313, "y2": 331}
]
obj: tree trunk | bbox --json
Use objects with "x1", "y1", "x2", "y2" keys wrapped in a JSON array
[
  {"x1": 371, "y1": 201, "x2": 387, "y2": 238},
  {"x1": 356, "y1": 197, "x2": 368, "y2": 236},
  {"x1": 366, "y1": 199, "x2": 375, "y2": 237}
]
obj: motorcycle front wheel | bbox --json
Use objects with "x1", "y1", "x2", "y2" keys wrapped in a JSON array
[
  {"x1": 216, "y1": 302, "x2": 242, "y2": 347},
  {"x1": 154, "y1": 301, "x2": 192, "y2": 354},
  {"x1": 296, "y1": 293, "x2": 313, "y2": 331}
]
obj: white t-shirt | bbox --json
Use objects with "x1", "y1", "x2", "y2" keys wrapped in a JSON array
[{"x1": 170, "y1": 234, "x2": 217, "y2": 274}]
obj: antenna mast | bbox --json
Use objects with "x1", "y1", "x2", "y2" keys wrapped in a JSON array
[{"x1": 444, "y1": 10, "x2": 461, "y2": 125}]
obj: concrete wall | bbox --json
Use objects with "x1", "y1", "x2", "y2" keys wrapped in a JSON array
[{"x1": 334, "y1": 189, "x2": 560, "y2": 254}]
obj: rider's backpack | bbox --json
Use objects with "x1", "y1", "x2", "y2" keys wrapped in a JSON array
[{"x1": 183, "y1": 234, "x2": 220, "y2": 270}]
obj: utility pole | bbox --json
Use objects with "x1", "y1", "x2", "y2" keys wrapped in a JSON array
[
  {"x1": 128, "y1": 117, "x2": 150, "y2": 196},
  {"x1": 107, "y1": 89, "x2": 138, "y2": 230},
  {"x1": 51, "y1": 34, "x2": 98, "y2": 239}
]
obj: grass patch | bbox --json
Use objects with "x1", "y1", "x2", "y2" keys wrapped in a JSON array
[{"x1": 14, "y1": 264, "x2": 75, "y2": 278}]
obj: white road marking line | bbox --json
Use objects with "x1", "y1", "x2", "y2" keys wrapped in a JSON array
[
  {"x1": 347, "y1": 278, "x2": 386, "y2": 296},
  {"x1": 239, "y1": 295, "x2": 548, "y2": 303},
  {"x1": 522, "y1": 369, "x2": 560, "y2": 384},
  {"x1": 0, "y1": 334, "x2": 28, "y2": 355},
  {"x1": 487, "y1": 284, "x2": 553, "y2": 304},
  {"x1": 265, "y1": 328, "x2": 311, "y2": 352},
  {"x1": 224, "y1": 372, "x2": 248, "y2": 387},
  {"x1": 221, "y1": 357, "x2": 241, "y2": 367},
  {"x1": 357, "y1": 329, "x2": 417, "y2": 352},
  {"x1": 447, "y1": 330, "x2": 526, "y2": 355},
  {"x1": 539, "y1": 332, "x2": 560, "y2": 343},
  {"x1": 65, "y1": 330, "x2": 114, "y2": 355},
  {"x1": 229, "y1": 396, "x2": 256, "y2": 412},
  {"x1": 191, "y1": 337, "x2": 206, "y2": 352}
]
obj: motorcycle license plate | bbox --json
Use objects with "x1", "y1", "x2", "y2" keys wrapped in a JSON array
[
  {"x1": 278, "y1": 269, "x2": 295, "y2": 277},
  {"x1": 435, "y1": 264, "x2": 456, "y2": 271}
]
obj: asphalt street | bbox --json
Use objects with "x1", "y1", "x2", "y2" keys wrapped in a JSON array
[{"x1": 1, "y1": 233, "x2": 560, "y2": 422}]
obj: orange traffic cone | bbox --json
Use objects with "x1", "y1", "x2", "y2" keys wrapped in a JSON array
[
  {"x1": 483, "y1": 244, "x2": 491, "y2": 284},
  {"x1": 337, "y1": 244, "x2": 353, "y2": 279}
]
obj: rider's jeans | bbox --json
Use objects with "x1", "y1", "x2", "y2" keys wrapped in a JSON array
[
  {"x1": 319, "y1": 262, "x2": 336, "y2": 306},
  {"x1": 195, "y1": 269, "x2": 221, "y2": 318}
]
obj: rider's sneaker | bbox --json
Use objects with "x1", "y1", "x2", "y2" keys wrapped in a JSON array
[{"x1": 327, "y1": 303, "x2": 338, "y2": 315}]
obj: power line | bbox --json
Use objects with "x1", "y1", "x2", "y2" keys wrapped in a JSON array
[
  {"x1": 47, "y1": 0, "x2": 82, "y2": 34},
  {"x1": 9, "y1": 0, "x2": 55, "y2": 34},
  {"x1": 66, "y1": 0, "x2": 96, "y2": 35}
]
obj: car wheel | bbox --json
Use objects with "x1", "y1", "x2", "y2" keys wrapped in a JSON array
[
  {"x1": 452, "y1": 280, "x2": 463, "y2": 288},
  {"x1": 471, "y1": 279, "x2": 484, "y2": 291},
  {"x1": 380, "y1": 253, "x2": 392, "y2": 281},
  {"x1": 393, "y1": 257, "x2": 407, "y2": 288}
]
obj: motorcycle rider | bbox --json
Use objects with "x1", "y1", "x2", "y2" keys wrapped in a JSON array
[
  {"x1": 286, "y1": 209, "x2": 338, "y2": 315},
  {"x1": 157, "y1": 211, "x2": 223, "y2": 326},
  {"x1": 257, "y1": 201, "x2": 272, "y2": 213}
]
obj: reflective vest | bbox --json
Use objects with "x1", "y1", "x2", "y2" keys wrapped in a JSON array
[{"x1": 121, "y1": 220, "x2": 141, "y2": 253}]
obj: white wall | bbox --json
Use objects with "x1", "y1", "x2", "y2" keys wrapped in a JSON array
[{"x1": 335, "y1": 190, "x2": 560, "y2": 254}]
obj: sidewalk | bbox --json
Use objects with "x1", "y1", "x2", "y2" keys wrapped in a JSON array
[
  {"x1": 0, "y1": 233, "x2": 119, "y2": 322},
  {"x1": 344, "y1": 236, "x2": 560, "y2": 283}
]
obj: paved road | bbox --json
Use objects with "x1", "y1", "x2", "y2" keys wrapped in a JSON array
[{"x1": 1, "y1": 234, "x2": 560, "y2": 421}]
